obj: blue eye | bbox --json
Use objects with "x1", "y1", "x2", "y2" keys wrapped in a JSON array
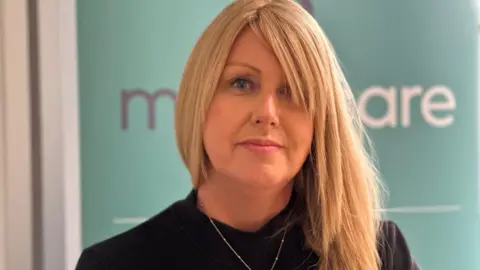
[{"x1": 231, "y1": 78, "x2": 253, "y2": 90}]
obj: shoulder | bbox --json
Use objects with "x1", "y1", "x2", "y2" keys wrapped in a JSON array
[
  {"x1": 378, "y1": 220, "x2": 421, "y2": 270},
  {"x1": 74, "y1": 200, "x2": 187, "y2": 270}
]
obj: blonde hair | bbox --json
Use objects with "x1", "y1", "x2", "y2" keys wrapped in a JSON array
[{"x1": 175, "y1": 0, "x2": 384, "y2": 269}]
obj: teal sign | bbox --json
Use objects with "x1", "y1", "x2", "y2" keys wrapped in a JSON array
[{"x1": 77, "y1": 1, "x2": 479, "y2": 269}]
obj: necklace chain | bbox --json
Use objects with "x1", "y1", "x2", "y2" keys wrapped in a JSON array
[{"x1": 200, "y1": 202, "x2": 287, "y2": 270}]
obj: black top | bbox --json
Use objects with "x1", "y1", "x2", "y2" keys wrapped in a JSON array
[{"x1": 76, "y1": 190, "x2": 420, "y2": 270}]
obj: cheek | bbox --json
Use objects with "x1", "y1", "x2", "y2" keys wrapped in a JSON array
[
  {"x1": 202, "y1": 97, "x2": 239, "y2": 166},
  {"x1": 204, "y1": 106, "x2": 225, "y2": 157},
  {"x1": 285, "y1": 116, "x2": 314, "y2": 163}
]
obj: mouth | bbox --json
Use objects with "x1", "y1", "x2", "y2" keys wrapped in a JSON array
[{"x1": 237, "y1": 138, "x2": 282, "y2": 153}]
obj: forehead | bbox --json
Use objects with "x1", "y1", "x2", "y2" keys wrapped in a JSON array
[{"x1": 226, "y1": 27, "x2": 283, "y2": 73}]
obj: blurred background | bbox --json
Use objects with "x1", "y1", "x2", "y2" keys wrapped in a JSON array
[{"x1": 1, "y1": 0, "x2": 479, "y2": 269}]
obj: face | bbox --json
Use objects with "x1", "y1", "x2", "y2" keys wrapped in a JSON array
[{"x1": 203, "y1": 27, "x2": 314, "y2": 190}]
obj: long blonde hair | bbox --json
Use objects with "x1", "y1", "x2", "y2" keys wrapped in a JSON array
[{"x1": 174, "y1": 0, "x2": 384, "y2": 269}]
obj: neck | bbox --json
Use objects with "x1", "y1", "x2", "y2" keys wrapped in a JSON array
[{"x1": 196, "y1": 174, "x2": 293, "y2": 232}]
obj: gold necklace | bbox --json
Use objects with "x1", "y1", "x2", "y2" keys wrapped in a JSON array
[{"x1": 200, "y1": 202, "x2": 287, "y2": 270}]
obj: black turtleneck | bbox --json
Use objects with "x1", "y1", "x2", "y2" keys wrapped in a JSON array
[{"x1": 75, "y1": 190, "x2": 420, "y2": 270}]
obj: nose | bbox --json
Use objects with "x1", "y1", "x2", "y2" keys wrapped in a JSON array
[{"x1": 251, "y1": 94, "x2": 280, "y2": 127}]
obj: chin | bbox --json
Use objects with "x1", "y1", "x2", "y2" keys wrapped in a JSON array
[{"x1": 236, "y1": 171, "x2": 290, "y2": 190}]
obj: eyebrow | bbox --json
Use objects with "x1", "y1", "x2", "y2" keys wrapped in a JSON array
[{"x1": 224, "y1": 61, "x2": 261, "y2": 74}]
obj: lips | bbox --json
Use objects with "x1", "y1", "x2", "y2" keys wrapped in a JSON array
[
  {"x1": 239, "y1": 138, "x2": 282, "y2": 147},
  {"x1": 237, "y1": 138, "x2": 282, "y2": 153}
]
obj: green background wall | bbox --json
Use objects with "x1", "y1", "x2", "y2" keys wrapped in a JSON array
[{"x1": 77, "y1": 1, "x2": 480, "y2": 269}]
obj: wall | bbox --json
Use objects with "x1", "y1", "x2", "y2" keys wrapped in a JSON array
[
  {"x1": 0, "y1": 0, "x2": 34, "y2": 269},
  {"x1": 0, "y1": 0, "x2": 82, "y2": 269},
  {"x1": 0, "y1": 15, "x2": 6, "y2": 268},
  {"x1": 35, "y1": 0, "x2": 82, "y2": 269}
]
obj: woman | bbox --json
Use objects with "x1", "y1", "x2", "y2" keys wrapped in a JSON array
[{"x1": 76, "y1": 0, "x2": 420, "y2": 269}]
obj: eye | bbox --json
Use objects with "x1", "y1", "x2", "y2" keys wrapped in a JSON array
[
  {"x1": 232, "y1": 78, "x2": 251, "y2": 89},
  {"x1": 277, "y1": 86, "x2": 291, "y2": 99},
  {"x1": 231, "y1": 77, "x2": 254, "y2": 91}
]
